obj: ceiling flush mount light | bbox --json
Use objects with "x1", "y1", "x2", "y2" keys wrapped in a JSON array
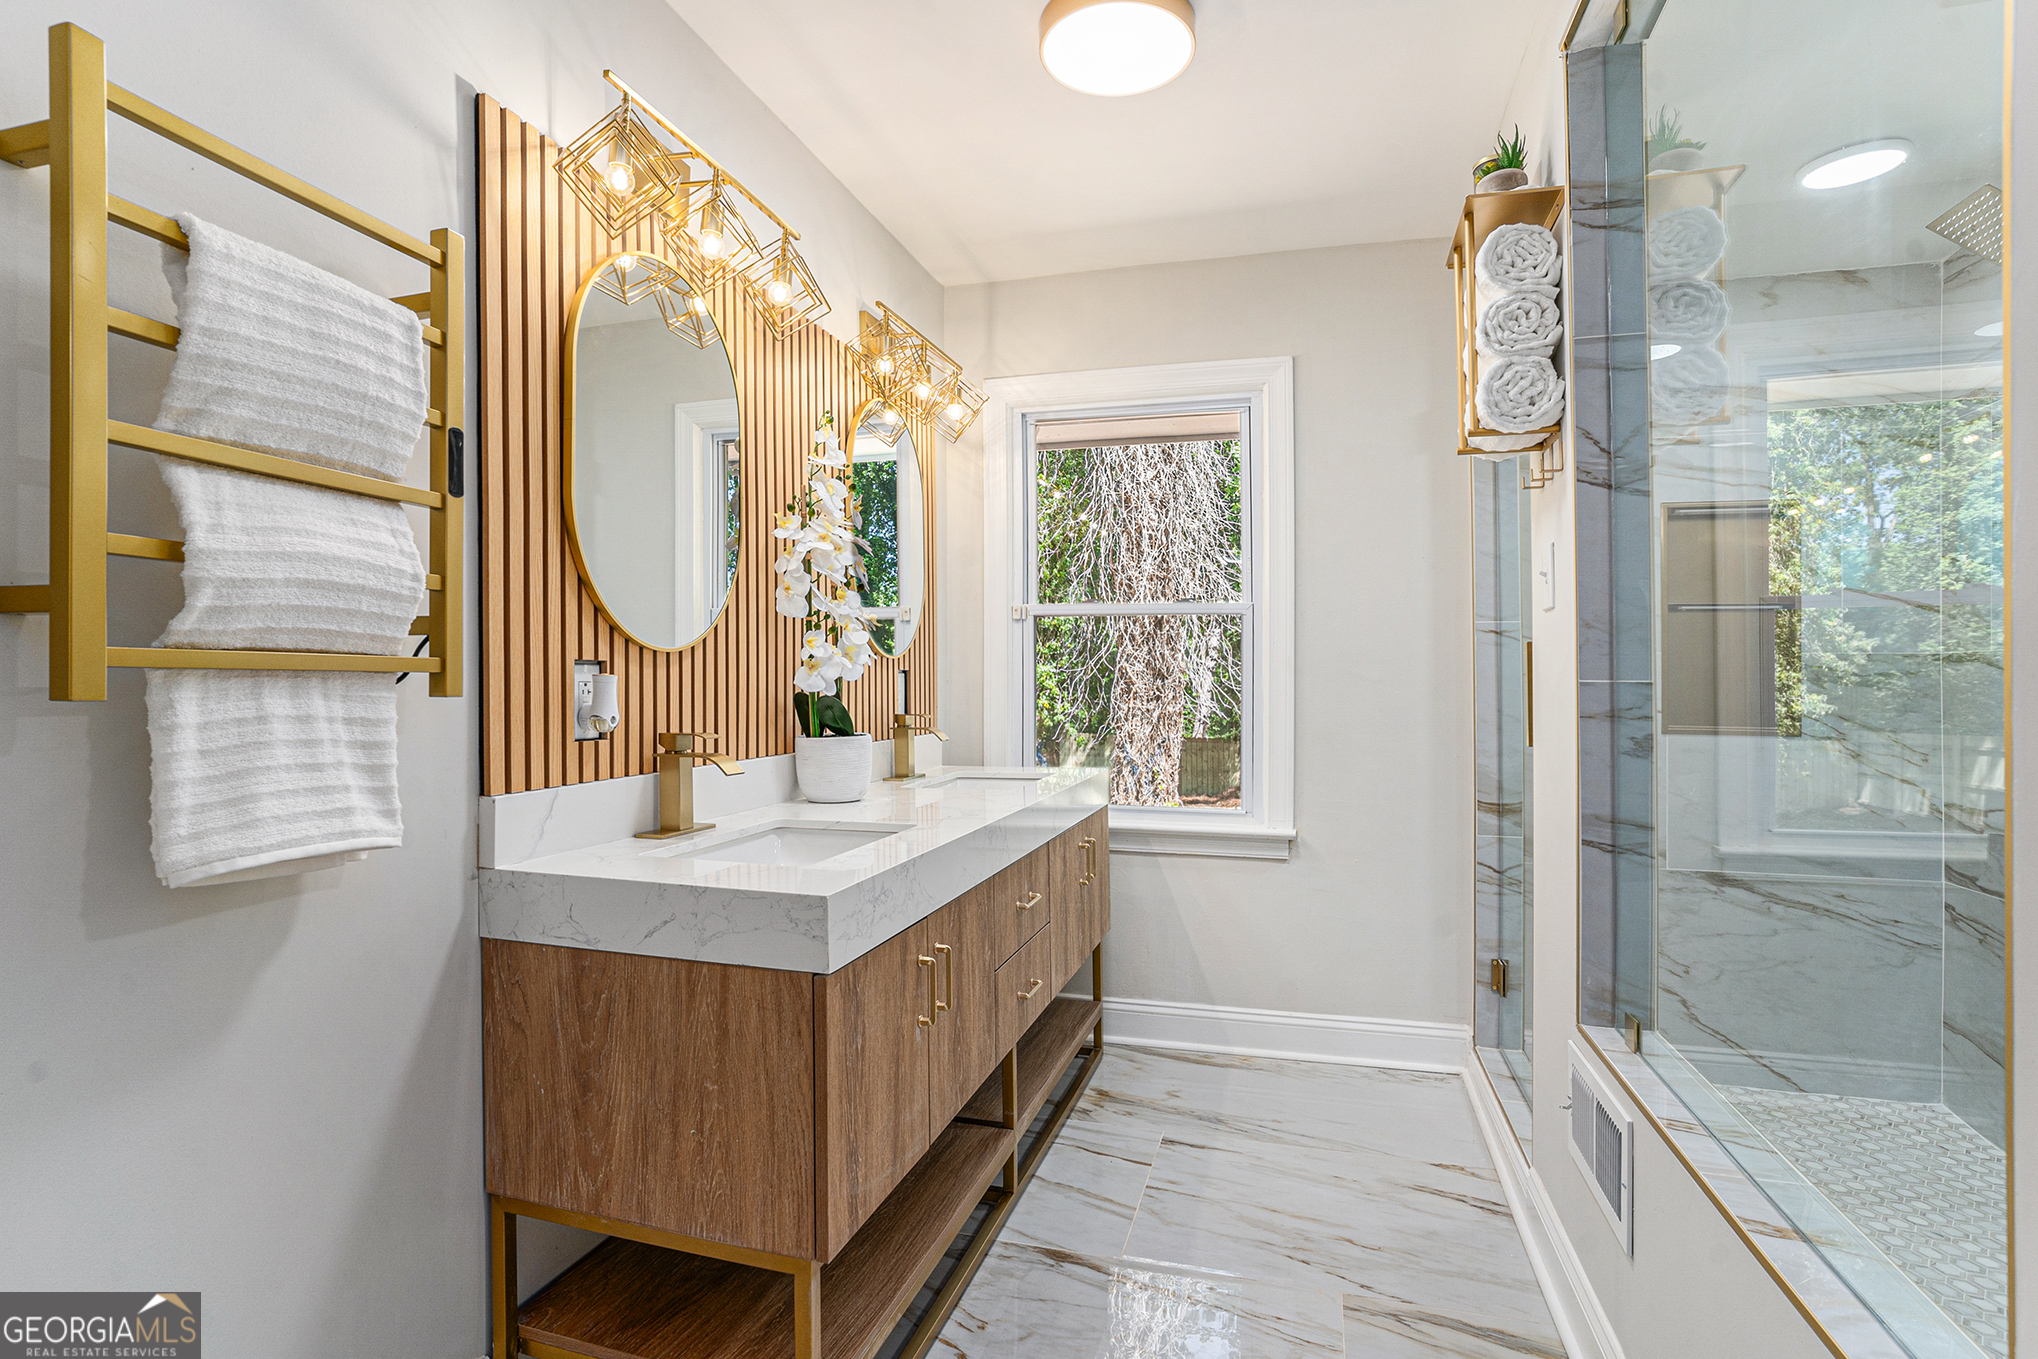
[
  {"x1": 1797, "y1": 138, "x2": 1912, "y2": 190},
  {"x1": 1040, "y1": 0, "x2": 1195, "y2": 97}
]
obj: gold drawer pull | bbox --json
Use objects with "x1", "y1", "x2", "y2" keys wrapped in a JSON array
[
  {"x1": 918, "y1": 955, "x2": 937, "y2": 1027},
  {"x1": 1079, "y1": 836, "x2": 1097, "y2": 885},
  {"x1": 1017, "y1": 891, "x2": 1042, "y2": 912},
  {"x1": 1018, "y1": 978, "x2": 1044, "y2": 1001},
  {"x1": 934, "y1": 943, "x2": 953, "y2": 1012}
]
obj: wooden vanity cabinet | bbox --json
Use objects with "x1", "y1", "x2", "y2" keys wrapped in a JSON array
[
  {"x1": 1050, "y1": 808, "x2": 1111, "y2": 994},
  {"x1": 486, "y1": 811, "x2": 1113, "y2": 1359},
  {"x1": 813, "y1": 921, "x2": 932, "y2": 1262},
  {"x1": 923, "y1": 884, "x2": 1005, "y2": 1139}
]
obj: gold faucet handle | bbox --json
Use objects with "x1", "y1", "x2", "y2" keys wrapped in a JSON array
[
  {"x1": 656, "y1": 731, "x2": 722, "y2": 753},
  {"x1": 894, "y1": 714, "x2": 949, "y2": 741}
]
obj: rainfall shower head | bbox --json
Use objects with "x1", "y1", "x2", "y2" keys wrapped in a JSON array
[{"x1": 1928, "y1": 184, "x2": 2003, "y2": 264}]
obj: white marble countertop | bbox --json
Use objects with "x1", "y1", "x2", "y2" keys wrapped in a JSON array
[{"x1": 479, "y1": 766, "x2": 1108, "y2": 974}]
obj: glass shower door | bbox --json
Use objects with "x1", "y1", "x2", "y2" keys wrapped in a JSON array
[{"x1": 1473, "y1": 455, "x2": 1534, "y2": 1151}]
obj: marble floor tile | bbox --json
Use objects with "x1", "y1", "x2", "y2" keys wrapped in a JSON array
[
  {"x1": 1121, "y1": 1133, "x2": 1551, "y2": 1334},
  {"x1": 1343, "y1": 1299, "x2": 1566, "y2": 1359},
  {"x1": 1000, "y1": 1122, "x2": 1160, "y2": 1259},
  {"x1": 935, "y1": 1241, "x2": 1347, "y2": 1359},
  {"x1": 937, "y1": 1047, "x2": 1565, "y2": 1359},
  {"x1": 1070, "y1": 1046, "x2": 1492, "y2": 1165}
]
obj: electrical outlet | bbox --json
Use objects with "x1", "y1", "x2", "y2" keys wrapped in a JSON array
[{"x1": 572, "y1": 659, "x2": 604, "y2": 741}]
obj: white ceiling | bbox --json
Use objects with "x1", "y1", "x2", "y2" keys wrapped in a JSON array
[{"x1": 661, "y1": 0, "x2": 1549, "y2": 286}]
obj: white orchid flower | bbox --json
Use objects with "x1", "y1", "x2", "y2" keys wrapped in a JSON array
[
  {"x1": 812, "y1": 474, "x2": 849, "y2": 514},
  {"x1": 793, "y1": 654, "x2": 835, "y2": 695},
  {"x1": 773, "y1": 575, "x2": 810, "y2": 618},
  {"x1": 772, "y1": 511, "x2": 805, "y2": 542}
]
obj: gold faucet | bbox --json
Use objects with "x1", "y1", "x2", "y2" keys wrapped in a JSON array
[
  {"x1": 886, "y1": 714, "x2": 949, "y2": 781},
  {"x1": 635, "y1": 732, "x2": 743, "y2": 839}
]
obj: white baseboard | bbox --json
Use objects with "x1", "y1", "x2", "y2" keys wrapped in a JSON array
[
  {"x1": 1098, "y1": 996, "x2": 1471, "y2": 1073},
  {"x1": 1465, "y1": 1054, "x2": 1624, "y2": 1359}
]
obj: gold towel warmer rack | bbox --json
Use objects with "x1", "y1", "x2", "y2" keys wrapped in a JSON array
[{"x1": 0, "y1": 21, "x2": 465, "y2": 699}]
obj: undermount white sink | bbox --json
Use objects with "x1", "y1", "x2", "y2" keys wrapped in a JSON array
[
  {"x1": 924, "y1": 771, "x2": 1052, "y2": 789},
  {"x1": 672, "y1": 821, "x2": 914, "y2": 867}
]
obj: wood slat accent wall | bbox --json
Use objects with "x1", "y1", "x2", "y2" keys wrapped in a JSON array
[{"x1": 476, "y1": 95, "x2": 937, "y2": 796}]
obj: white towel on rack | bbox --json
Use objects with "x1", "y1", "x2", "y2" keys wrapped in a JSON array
[
  {"x1": 145, "y1": 214, "x2": 428, "y2": 888},
  {"x1": 158, "y1": 214, "x2": 428, "y2": 480},
  {"x1": 1475, "y1": 222, "x2": 1563, "y2": 292},
  {"x1": 146, "y1": 669, "x2": 402, "y2": 888},
  {"x1": 1647, "y1": 276, "x2": 1730, "y2": 344},
  {"x1": 1476, "y1": 355, "x2": 1567, "y2": 434},
  {"x1": 1648, "y1": 205, "x2": 1728, "y2": 279}
]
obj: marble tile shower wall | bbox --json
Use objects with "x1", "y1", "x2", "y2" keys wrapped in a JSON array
[{"x1": 1567, "y1": 43, "x2": 1654, "y2": 1031}]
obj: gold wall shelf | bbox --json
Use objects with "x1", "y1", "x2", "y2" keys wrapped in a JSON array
[
  {"x1": 1446, "y1": 185, "x2": 1567, "y2": 487},
  {"x1": 0, "y1": 22, "x2": 465, "y2": 699}
]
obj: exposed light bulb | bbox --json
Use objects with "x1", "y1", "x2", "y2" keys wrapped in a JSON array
[
  {"x1": 945, "y1": 402, "x2": 965, "y2": 420},
  {"x1": 875, "y1": 356, "x2": 894, "y2": 375},
  {"x1": 767, "y1": 277, "x2": 792, "y2": 306},
  {"x1": 691, "y1": 294, "x2": 708, "y2": 315},
  {"x1": 699, "y1": 230, "x2": 723, "y2": 258},
  {"x1": 879, "y1": 407, "x2": 896, "y2": 424},
  {"x1": 614, "y1": 254, "x2": 637, "y2": 272},
  {"x1": 605, "y1": 160, "x2": 636, "y2": 194},
  {"x1": 914, "y1": 381, "x2": 933, "y2": 400}
]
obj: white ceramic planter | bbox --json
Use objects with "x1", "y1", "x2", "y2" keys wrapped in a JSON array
[{"x1": 795, "y1": 733, "x2": 873, "y2": 804}]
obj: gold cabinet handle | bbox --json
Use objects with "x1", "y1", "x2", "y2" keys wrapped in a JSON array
[
  {"x1": 917, "y1": 955, "x2": 937, "y2": 1027},
  {"x1": 1017, "y1": 891, "x2": 1042, "y2": 912},
  {"x1": 934, "y1": 943, "x2": 953, "y2": 1012},
  {"x1": 1018, "y1": 978, "x2": 1044, "y2": 1001},
  {"x1": 1079, "y1": 836, "x2": 1096, "y2": 886}
]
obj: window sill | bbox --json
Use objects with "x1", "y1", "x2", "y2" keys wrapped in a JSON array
[{"x1": 1108, "y1": 811, "x2": 1296, "y2": 861}]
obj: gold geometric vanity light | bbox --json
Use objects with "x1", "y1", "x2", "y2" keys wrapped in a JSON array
[
  {"x1": 556, "y1": 71, "x2": 827, "y2": 338},
  {"x1": 652, "y1": 278, "x2": 721, "y2": 350},
  {"x1": 856, "y1": 302, "x2": 988, "y2": 442},
  {"x1": 590, "y1": 250, "x2": 682, "y2": 307}
]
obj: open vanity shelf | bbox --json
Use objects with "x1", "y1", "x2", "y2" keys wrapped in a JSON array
[{"x1": 485, "y1": 804, "x2": 1112, "y2": 1359}]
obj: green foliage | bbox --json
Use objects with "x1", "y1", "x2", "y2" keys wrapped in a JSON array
[
  {"x1": 1492, "y1": 124, "x2": 1527, "y2": 171},
  {"x1": 854, "y1": 454, "x2": 900, "y2": 653},
  {"x1": 1031, "y1": 440, "x2": 1245, "y2": 779},
  {"x1": 1648, "y1": 105, "x2": 1706, "y2": 160},
  {"x1": 793, "y1": 691, "x2": 857, "y2": 739},
  {"x1": 1766, "y1": 394, "x2": 2003, "y2": 745}
]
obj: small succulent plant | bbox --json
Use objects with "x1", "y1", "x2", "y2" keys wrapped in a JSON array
[
  {"x1": 1491, "y1": 125, "x2": 1528, "y2": 171},
  {"x1": 1648, "y1": 106, "x2": 1707, "y2": 160}
]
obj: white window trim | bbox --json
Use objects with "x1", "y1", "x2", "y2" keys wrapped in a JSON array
[{"x1": 981, "y1": 356, "x2": 1295, "y2": 860}]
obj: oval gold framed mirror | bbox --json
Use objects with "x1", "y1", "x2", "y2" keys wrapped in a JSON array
[
  {"x1": 563, "y1": 251, "x2": 743, "y2": 650},
  {"x1": 846, "y1": 398, "x2": 927, "y2": 656}
]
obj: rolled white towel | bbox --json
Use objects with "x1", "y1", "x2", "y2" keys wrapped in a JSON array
[
  {"x1": 1648, "y1": 276, "x2": 1729, "y2": 343},
  {"x1": 1652, "y1": 344, "x2": 1731, "y2": 425},
  {"x1": 1476, "y1": 223, "x2": 1563, "y2": 292},
  {"x1": 1476, "y1": 355, "x2": 1567, "y2": 434},
  {"x1": 1477, "y1": 289, "x2": 1564, "y2": 358},
  {"x1": 1648, "y1": 205, "x2": 1728, "y2": 278}
]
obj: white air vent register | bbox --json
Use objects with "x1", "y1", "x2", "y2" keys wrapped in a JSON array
[{"x1": 1568, "y1": 1042, "x2": 1635, "y2": 1255}]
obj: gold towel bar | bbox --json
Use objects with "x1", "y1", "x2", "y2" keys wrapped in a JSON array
[{"x1": 0, "y1": 22, "x2": 465, "y2": 699}]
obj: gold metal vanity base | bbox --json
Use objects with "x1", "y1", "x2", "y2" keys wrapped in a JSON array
[{"x1": 633, "y1": 822, "x2": 714, "y2": 840}]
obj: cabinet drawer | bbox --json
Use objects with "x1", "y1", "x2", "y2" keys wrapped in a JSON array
[
  {"x1": 989, "y1": 852, "x2": 1052, "y2": 965},
  {"x1": 997, "y1": 921, "x2": 1057, "y2": 1054}
]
